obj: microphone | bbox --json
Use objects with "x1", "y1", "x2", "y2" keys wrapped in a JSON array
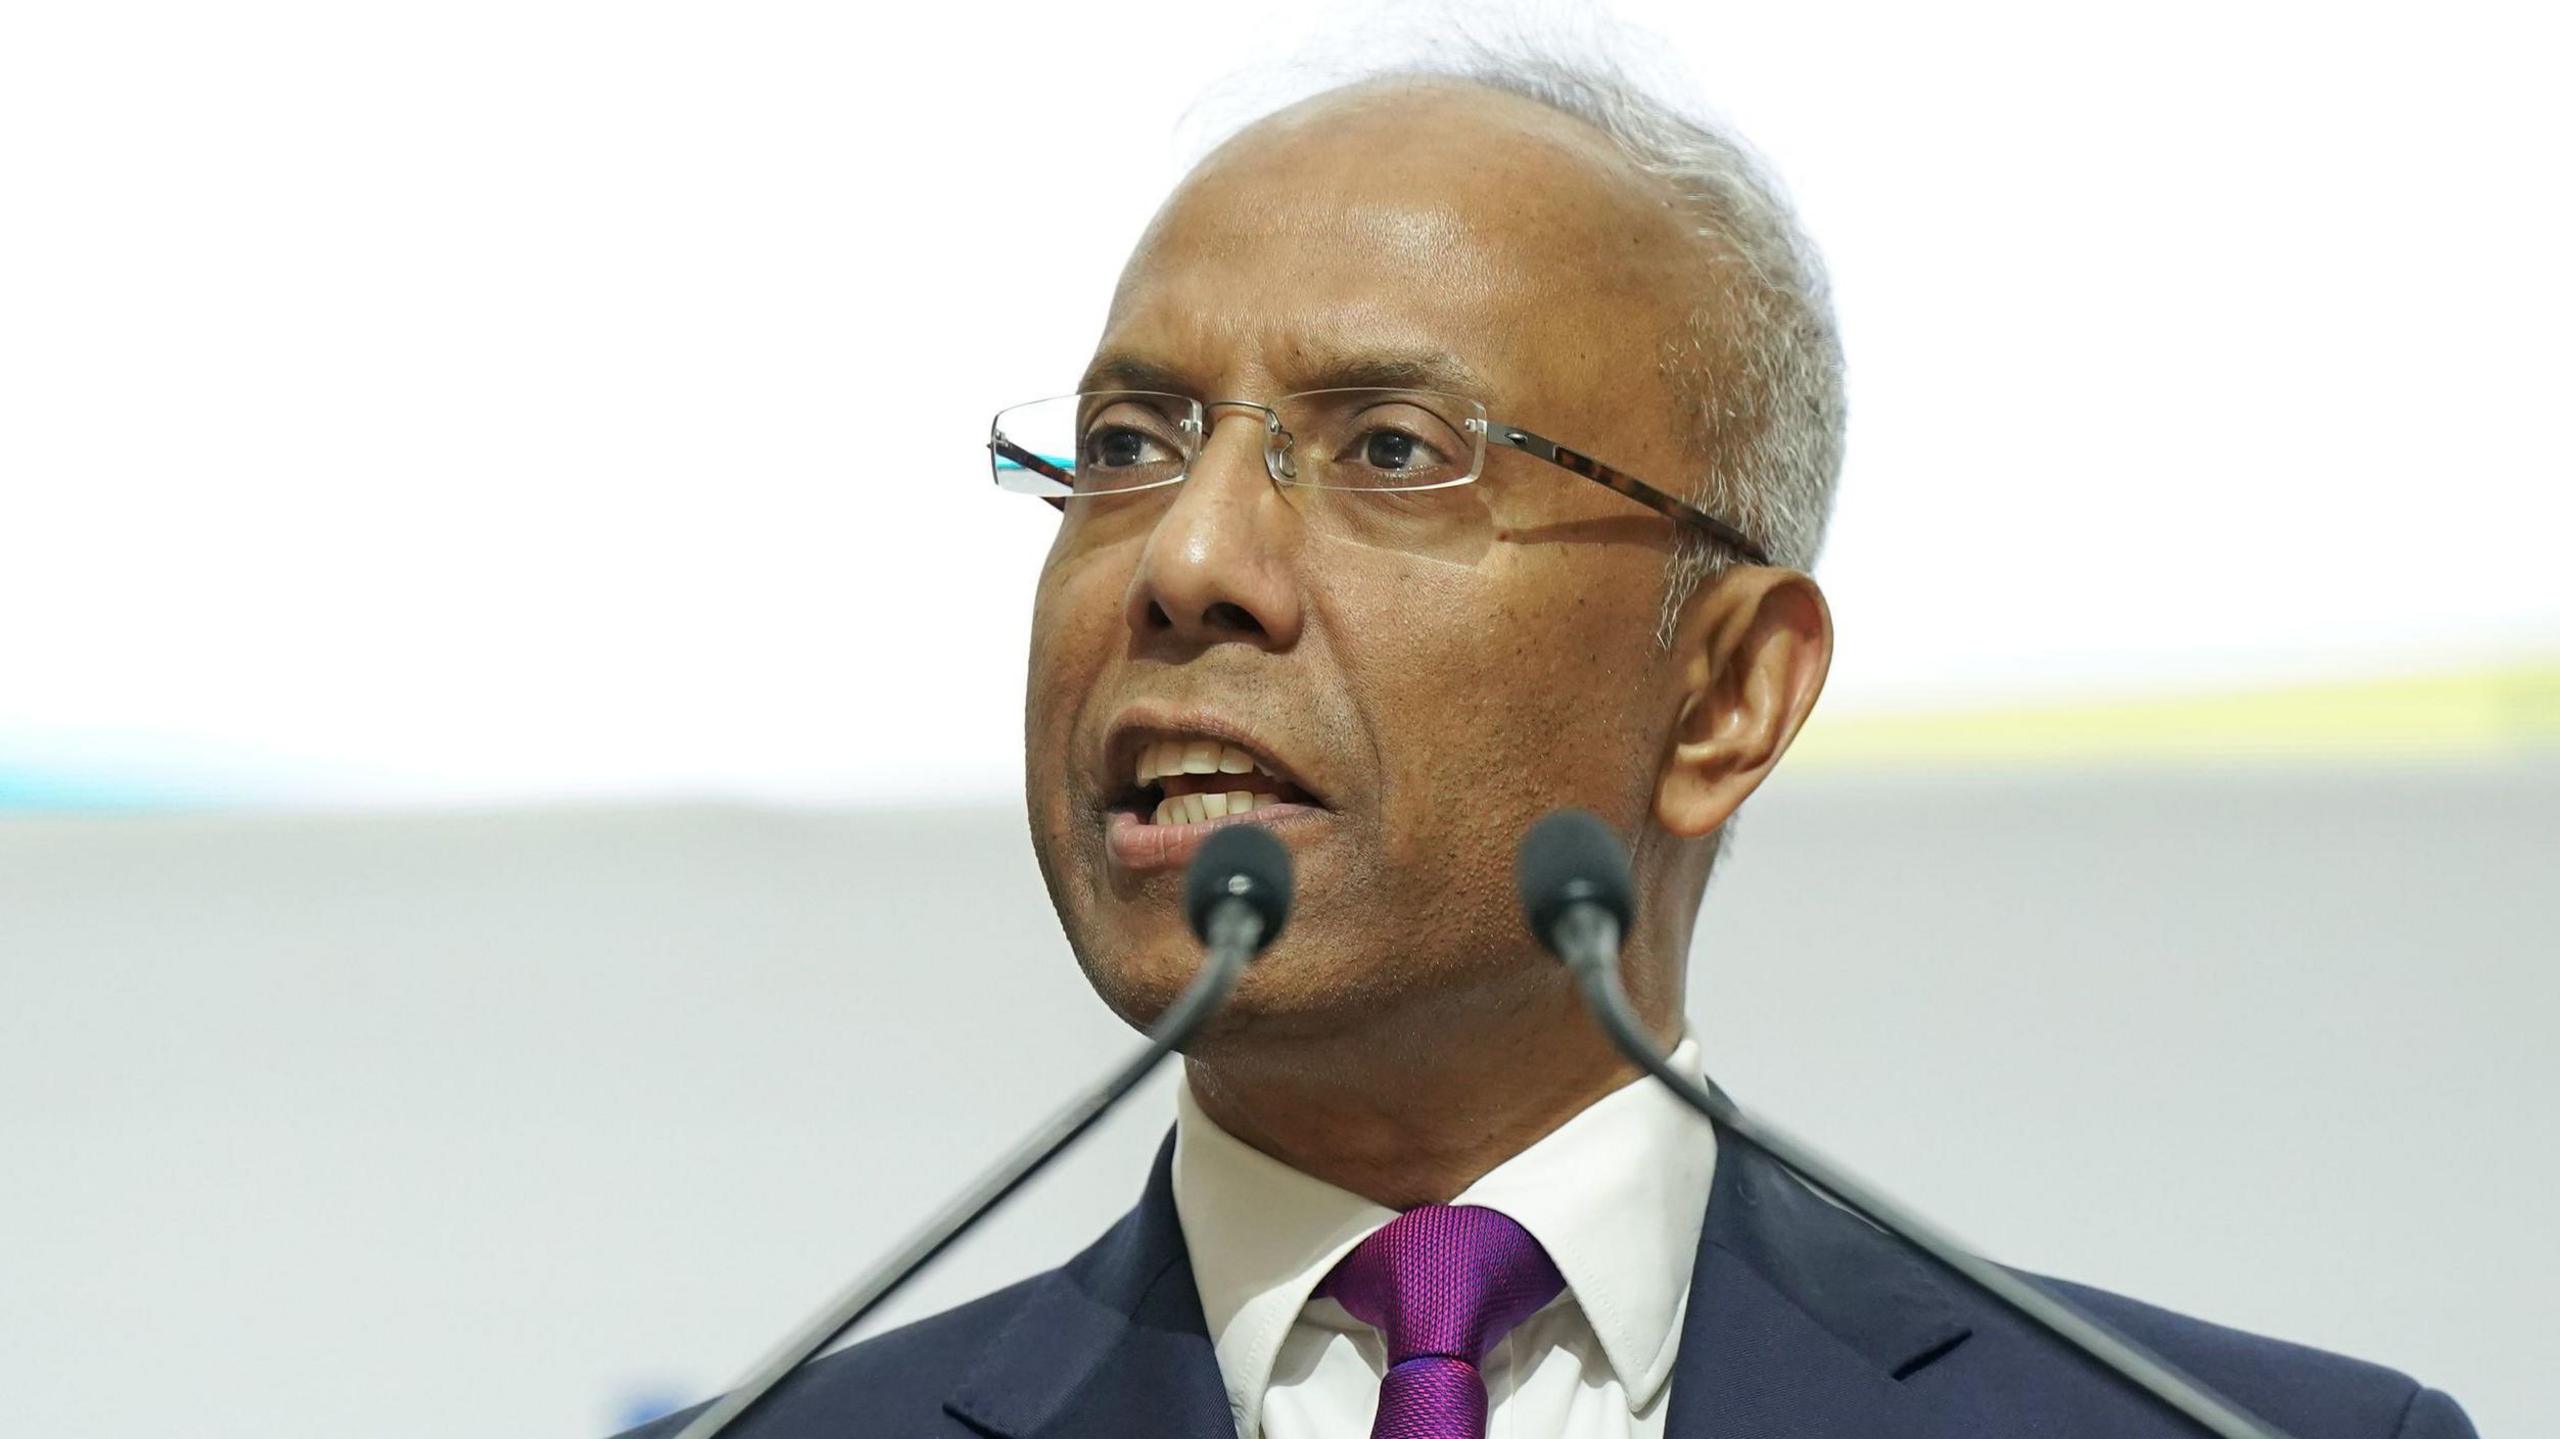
[
  {"x1": 1515, "y1": 809, "x2": 2299, "y2": 1439},
  {"x1": 673, "y1": 824, "x2": 1292, "y2": 1439}
]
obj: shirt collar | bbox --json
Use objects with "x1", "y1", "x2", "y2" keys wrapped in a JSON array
[{"x1": 1172, "y1": 1037, "x2": 1718, "y2": 1435}]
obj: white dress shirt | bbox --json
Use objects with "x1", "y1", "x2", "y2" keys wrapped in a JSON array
[{"x1": 1172, "y1": 1037, "x2": 1719, "y2": 1439}]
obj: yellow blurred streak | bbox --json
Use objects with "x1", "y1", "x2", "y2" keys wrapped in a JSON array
[{"x1": 1789, "y1": 661, "x2": 2560, "y2": 769}]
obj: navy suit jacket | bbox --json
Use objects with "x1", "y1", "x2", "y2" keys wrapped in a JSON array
[{"x1": 623, "y1": 1128, "x2": 2475, "y2": 1438}]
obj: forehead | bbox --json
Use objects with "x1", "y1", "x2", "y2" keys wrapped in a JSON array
[{"x1": 1097, "y1": 82, "x2": 1701, "y2": 409}]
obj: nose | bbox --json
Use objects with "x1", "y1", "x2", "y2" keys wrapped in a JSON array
[{"x1": 1123, "y1": 409, "x2": 1305, "y2": 651}]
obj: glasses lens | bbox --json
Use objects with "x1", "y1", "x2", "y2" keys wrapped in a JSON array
[
  {"x1": 1273, "y1": 389, "x2": 1484, "y2": 492},
  {"x1": 990, "y1": 392, "x2": 1195, "y2": 498}
]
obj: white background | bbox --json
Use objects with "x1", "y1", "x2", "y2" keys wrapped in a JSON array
[{"x1": 3, "y1": 0, "x2": 2553, "y2": 806}]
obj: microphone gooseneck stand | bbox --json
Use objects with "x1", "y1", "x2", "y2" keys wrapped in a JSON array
[
  {"x1": 673, "y1": 824, "x2": 1293, "y2": 1439},
  {"x1": 1518, "y1": 810, "x2": 2300, "y2": 1439}
]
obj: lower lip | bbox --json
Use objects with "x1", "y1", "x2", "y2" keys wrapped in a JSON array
[{"x1": 1104, "y1": 802, "x2": 1324, "y2": 872}]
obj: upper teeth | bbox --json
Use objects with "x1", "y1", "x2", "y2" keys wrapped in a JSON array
[{"x1": 1135, "y1": 739, "x2": 1268, "y2": 786}]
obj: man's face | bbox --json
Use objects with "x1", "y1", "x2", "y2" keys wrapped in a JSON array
[{"x1": 1024, "y1": 85, "x2": 1711, "y2": 1051}]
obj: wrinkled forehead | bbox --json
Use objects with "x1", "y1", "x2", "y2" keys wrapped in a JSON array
[{"x1": 1098, "y1": 82, "x2": 1702, "y2": 408}]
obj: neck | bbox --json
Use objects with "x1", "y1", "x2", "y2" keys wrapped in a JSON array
[{"x1": 1183, "y1": 980, "x2": 1681, "y2": 1209}]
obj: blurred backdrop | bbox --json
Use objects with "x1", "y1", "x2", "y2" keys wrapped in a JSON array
[{"x1": 0, "y1": 0, "x2": 2552, "y2": 1435}]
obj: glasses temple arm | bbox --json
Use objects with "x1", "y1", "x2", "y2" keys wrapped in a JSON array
[
  {"x1": 988, "y1": 435, "x2": 1076, "y2": 490},
  {"x1": 1482, "y1": 422, "x2": 1771, "y2": 566}
]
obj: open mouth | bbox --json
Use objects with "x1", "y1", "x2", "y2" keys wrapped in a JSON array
[
  {"x1": 1114, "y1": 736, "x2": 1319, "y2": 827},
  {"x1": 1098, "y1": 724, "x2": 1330, "y2": 871}
]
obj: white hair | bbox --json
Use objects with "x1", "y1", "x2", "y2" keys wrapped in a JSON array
[{"x1": 1183, "y1": 6, "x2": 1847, "y2": 640}]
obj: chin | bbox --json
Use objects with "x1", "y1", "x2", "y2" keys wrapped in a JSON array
[
  {"x1": 1075, "y1": 913, "x2": 1422, "y2": 1054},
  {"x1": 1072, "y1": 936, "x2": 1200, "y2": 1034}
]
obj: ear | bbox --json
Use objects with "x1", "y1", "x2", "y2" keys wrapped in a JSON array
[{"x1": 1654, "y1": 567, "x2": 1833, "y2": 839}]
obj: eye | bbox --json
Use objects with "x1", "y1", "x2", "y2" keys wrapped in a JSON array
[
  {"x1": 1302, "y1": 395, "x2": 1470, "y2": 488},
  {"x1": 1082, "y1": 417, "x2": 1182, "y2": 471},
  {"x1": 1360, "y1": 430, "x2": 1419, "y2": 471},
  {"x1": 1342, "y1": 426, "x2": 1450, "y2": 475},
  {"x1": 1092, "y1": 427, "x2": 1148, "y2": 468}
]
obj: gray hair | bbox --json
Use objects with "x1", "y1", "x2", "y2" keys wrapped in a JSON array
[{"x1": 1184, "y1": 8, "x2": 1846, "y2": 640}]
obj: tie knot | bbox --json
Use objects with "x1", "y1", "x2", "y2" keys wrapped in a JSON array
[{"x1": 1319, "y1": 1204, "x2": 1565, "y2": 1367}]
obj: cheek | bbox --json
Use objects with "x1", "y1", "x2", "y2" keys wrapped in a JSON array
[
  {"x1": 1024, "y1": 552, "x2": 1127, "y2": 815},
  {"x1": 1029, "y1": 536, "x2": 1131, "y2": 681},
  {"x1": 1335, "y1": 542, "x2": 1669, "y2": 862}
]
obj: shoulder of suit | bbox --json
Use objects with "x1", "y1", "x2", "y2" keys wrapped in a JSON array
[
  {"x1": 610, "y1": 1273, "x2": 1048, "y2": 1439},
  {"x1": 1716, "y1": 1142, "x2": 2468, "y2": 1436},
  {"x1": 2017, "y1": 1275, "x2": 2467, "y2": 1437},
  {"x1": 610, "y1": 1181, "x2": 1177, "y2": 1439}
]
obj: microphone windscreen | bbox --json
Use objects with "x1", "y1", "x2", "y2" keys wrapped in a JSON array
[
  {"x1": 1184, "y1": 823, "x2": 1293, "y2": 950},
  {"x1": 1516, "y1": 808, "x2": 1636, "y2": 952}
]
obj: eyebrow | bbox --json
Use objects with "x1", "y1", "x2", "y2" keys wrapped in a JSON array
[
  {"x1": 1077, "y1": 355, "x2": 1195, "y2": 395},
  {"x1": 1077, "y1": 348, "x2": 1493, "y2": 400}
]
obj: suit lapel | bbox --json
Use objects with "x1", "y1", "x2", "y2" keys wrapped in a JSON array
[
  {"x1": 1665, "y1": 1121, "x2": 1975, "y2": 1438},
  {"x1": 944, "y1": 1137, "x2": 1235, "y2": 1439}
]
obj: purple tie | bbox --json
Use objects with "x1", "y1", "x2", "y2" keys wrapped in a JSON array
[{"x1": 1317, "y1": 1204, "x2": 1566, "y2": 1439}]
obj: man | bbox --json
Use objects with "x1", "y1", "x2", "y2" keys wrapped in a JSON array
[{"x1": 628, "y1": 44, "x2": 2474, "y2": 1439}]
